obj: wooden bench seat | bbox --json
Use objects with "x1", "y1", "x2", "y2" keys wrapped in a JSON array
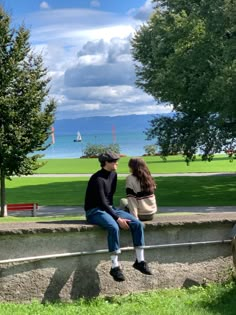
[{"x1": 7, "y1": 203, "x2": 38, "y2": 217}]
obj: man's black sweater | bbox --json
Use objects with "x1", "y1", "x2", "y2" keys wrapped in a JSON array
[{"x1": 84, "y1": 168, "x2": 119, "y2": 220}]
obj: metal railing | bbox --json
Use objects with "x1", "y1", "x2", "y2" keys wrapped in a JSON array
[{"x1": 0, "y1": 239, "x2": 232, "y2": 264}]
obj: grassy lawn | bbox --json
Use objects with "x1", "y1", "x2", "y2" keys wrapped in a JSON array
[
  {"x1": 0, "y1": 215, "x2": 85, "y2": 223},
  {"x1": 35, "y1": 154, "x2": 236, "y2": 174},
  {"x1": 4, "y1": 175, "x2": 236, "y2": 207},
  {"x1": 0, "y1": 212, "x2": 200, "y2": 223},
  {"x1": 0, "y1": 282, "x2": 236, "y2": 315}
]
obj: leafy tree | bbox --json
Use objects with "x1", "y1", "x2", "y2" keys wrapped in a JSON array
[
  {"x1": 144, "y1": 144, "x2": 157, "y2": 156},
  {"x1": 132, "y1": 0, "x2": 236, "y2": 118},
  {"x1": 132, "y1": 0, "x2": 236, "y2": 161},
  {"x1": 107, "y1": 143, "x2": 120, "y2": 154},
  {"x1": 146, "y1": 112, "x2": 236, "y2": 165},
  {"x1": 83, "y1": 144, "x2": 106, "y2": 157},
  {"x1": 0, "y1": 7, "x2": 56, "y2": 216}
]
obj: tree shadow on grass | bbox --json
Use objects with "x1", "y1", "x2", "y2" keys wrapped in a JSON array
[
  {"x1": 5, "y1": 179, "x2": 90, "y2": 206},
  {"x1": 5, "y1": 176, "x2": 236, "y2": 209},
  {"x1": 198, "y1": 281, "x2": 236, "y2": 315},
  {"x1": 146, "y1": 156, "x2": 231, "y2": 164},
  {"x1": 153, "y1": 176, "x2": 236, "y2": 207}
]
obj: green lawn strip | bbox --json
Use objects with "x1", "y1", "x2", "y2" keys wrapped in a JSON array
[
  {"x1": 4, "y1": 175, "x2": 236, "y2": 207},
  {"x1": 0, "y1": 282, "x2": 236, "y2": 315},
  {"x1": 156, "y1": 175, "x2": 236, "y2": 207},
  {"x1": 0, "y1": 215, "x2": 84, "y2": 223},
  {"x1": 0, "y1": 212, "x2": 199, "y2": 223},
  {"x1": 35, "y1": 154, "x2": 236, "y2": 174}
]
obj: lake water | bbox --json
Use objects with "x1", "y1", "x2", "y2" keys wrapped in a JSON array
[{"x1": 40, "y1": 131, "x2": 156, "y2": 158}]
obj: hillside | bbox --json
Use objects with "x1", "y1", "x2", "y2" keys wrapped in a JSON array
[{"x1": 54, "y1": 114, "x2": 157, "y2": 135}]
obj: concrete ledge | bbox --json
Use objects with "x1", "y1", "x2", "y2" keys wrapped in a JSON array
[
  {"x1": 1, "y1": 212, "x2": 236, "y2": 235},
  {"x1": 0, "y1": 213, "x2": 236, "y2": 302}
]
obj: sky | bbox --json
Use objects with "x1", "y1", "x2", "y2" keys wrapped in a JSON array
[{"x1": 1, "y1": 0, "x2": 172, "y2": 119}]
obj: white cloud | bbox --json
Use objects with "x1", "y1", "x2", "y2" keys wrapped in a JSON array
[
  {"x1": 90, "y1": 0, "x2": 100, "y2": 8},
  {"x1": 128, "y1": 0, "x2": 155, "y2": 21},
  {"x1": 25, "y1": 3, "x2": 169, "y2": 119},
  {"x1": 58, "y1": 102, "x2": 101, "y2": 112},
  {"x1": 64, "y1": 36, "x2": 134, "y2": 88},
  {"x1": 40, "y1": 1, "x2": 50, "y2": 9},
  {"x1": 54, "y1": 83, "x2": 172, "y2": 119}
]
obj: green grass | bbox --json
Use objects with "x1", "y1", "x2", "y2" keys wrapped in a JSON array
[
  {"x1": 1, "y1": 282, "x2": 236, "y2": 315},
  {"x1": 5, "y1": 175, "x2": 236, "y2": 207},
  {"x1": 0, "y1": 212, "x2": 201, "y2": 223},
  {"x1": 0, "y1": 215, "x2": 85, "y2": 223},
  {"x1": 35, "y1": 154, "x2": 236, "y2": 174}
]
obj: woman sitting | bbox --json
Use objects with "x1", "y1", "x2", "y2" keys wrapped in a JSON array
[{"x1": 120, "y1": 158, "x2": 157, "y2": 221}]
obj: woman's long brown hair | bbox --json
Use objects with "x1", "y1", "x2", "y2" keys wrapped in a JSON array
[{"x1": 128, "y1": 158, "x2": 156, "y2": 192}]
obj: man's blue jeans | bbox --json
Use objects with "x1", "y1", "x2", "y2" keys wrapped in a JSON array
[{"x1": 86, "y1": 207, "x2": 145, "y2": 254}]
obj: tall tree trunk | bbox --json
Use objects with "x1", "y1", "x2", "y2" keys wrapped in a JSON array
[{"x1": 0, "y1": 168, "x2": 7, "y2": 217}]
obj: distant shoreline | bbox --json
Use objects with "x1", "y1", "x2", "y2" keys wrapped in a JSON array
[{"x1": 36, "y1": 132, "x2": 157, "y2": 159}]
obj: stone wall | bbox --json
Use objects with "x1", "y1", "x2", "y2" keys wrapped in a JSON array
[{"x1": 0, "y1": 213, "x2": 235, "y2": 302}]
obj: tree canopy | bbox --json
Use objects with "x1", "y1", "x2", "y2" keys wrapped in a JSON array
[
  {"x1": 132, "y1": 0, "x2": 236, "y2": 161},
  {"x1": 132, "y1": 0, "x2": 236, "y2": 117},
  {"x1": 0, "y1": 6, "x2": 56, "y2": 216}
]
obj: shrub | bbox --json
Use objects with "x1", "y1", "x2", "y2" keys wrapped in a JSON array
[
  {"x1": 144, "y1": 145, "x2": 157, "y2": 156},
  {"x1": 83, "y1": 143, "x2": 120, "y2": 157}
]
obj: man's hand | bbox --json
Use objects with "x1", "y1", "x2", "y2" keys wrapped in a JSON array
[{"x1": 117, "y1": 217, "x2": 131, "y2": 230}]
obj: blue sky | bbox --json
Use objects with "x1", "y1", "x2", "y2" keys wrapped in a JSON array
[{"x1": 1, "y1": 0, "x2": 172, "y2": 119}]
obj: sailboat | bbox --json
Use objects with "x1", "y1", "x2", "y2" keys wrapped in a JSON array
[{"x1": 73, "y1": 131, "x2": 82, "y2": 142}]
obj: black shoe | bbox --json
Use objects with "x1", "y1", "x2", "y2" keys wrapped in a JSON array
[
  {"x1": 110, "y1": 266, "x2": 125, "y2": 282},
  {"x1": 133, "y1": 260, "x2": 152, "y2": 275}
]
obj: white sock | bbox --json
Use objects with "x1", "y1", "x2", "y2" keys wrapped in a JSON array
[
  {"x1": 111, "y1": 255, "x2": 119, "y2": 269},
  {"x1": 135, "y1": 248, "x2": 144, "y2": 262}
]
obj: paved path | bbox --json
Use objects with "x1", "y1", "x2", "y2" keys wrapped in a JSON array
[{"x1": 8, "y1": 205, "x2": 236, "y2": 217}]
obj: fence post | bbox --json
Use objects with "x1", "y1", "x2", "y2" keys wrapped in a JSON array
[{"x1": 32, "y1": 203, "x2": 37, "y2": 217}]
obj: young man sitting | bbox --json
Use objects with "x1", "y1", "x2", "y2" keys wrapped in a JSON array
[{"x1": 84, "y1": 151, "x2": 152, "y2": 282}]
